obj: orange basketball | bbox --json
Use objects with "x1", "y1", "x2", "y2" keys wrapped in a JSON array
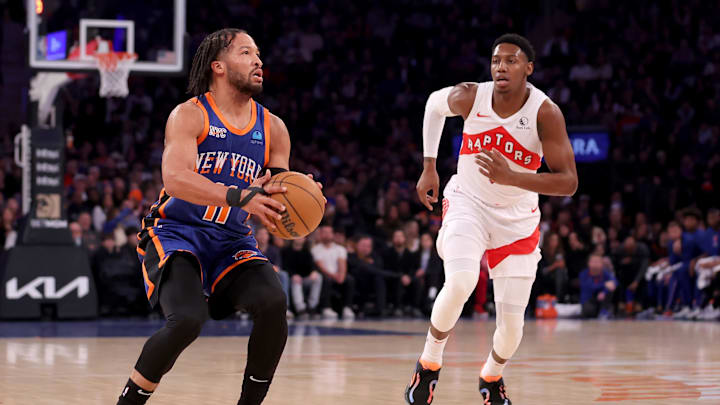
[{"x1": 267, "y1": 171, "x2": 325, "y2": 239}]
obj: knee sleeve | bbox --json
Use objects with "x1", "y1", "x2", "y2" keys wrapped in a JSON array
[
  {"x1": 492, "y1": 302, "x2": 525, "y2": 360},
  {"x1": 227, "y1": 263, "x2": 288, "y2": 317},
  {"x1": 166, "y1": 312, "x2": 205, "y2": 343},
  {"x1": 430, "y1": 258, "x2": 479, "y2": 332}
]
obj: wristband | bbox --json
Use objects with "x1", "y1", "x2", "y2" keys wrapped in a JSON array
[
  {"x1": 268, "y1": 167, "x2": 288, "y2": 176},
  {"x1": 226, "y1": 187, "x2": 268, "y2": 208}
]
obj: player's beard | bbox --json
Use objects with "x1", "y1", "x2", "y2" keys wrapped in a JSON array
[{"x1": 228, "y1": 67, "x2": 262, "y2": 96}]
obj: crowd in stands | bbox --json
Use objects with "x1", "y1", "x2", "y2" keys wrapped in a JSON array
[{"x1": 0, "y1": 0, "x2": 719, "y2": 320}]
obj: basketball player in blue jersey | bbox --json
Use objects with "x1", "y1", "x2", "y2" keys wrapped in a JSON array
[{"x1": 117, "y1": 29, "x2": 315, "y2": 405}]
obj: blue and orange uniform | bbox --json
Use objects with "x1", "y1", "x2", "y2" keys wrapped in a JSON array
[{"x1": 138, "y1": 92, "x2": 271, "y2": 306}]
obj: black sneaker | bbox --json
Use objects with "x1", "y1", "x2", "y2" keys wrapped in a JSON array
[
  {"x1": 479, "y1": 376, "x2": 511, "y2": 405},
  {"x1": 404, "y1": 360, "x2": 440, "y2": 404}
]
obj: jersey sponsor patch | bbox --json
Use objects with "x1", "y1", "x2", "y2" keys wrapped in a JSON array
[{"x1": 209, "y1": 125, "x2": 227, "y2": 139}]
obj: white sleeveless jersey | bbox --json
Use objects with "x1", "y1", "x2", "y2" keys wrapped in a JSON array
[{"x1": 456, "y1": 81, "x2": 548, "y2": 207}]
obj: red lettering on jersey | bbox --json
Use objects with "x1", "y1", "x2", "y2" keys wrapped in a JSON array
[{"x1": 459, "y1": 126, "x2": 541, "y2": 170}]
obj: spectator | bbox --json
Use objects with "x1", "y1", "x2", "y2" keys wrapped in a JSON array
[
  {"x1": 312, "y1": 225, "x2": 355, "y2": 320},
  {"x1": 383, "y1": 229, "x2": 423, "y2": 317},
  {"x1": 282, "y1": 237, "x2": 322, "y2": 320},
  {"x1": 77, "y1": 211, "x2": 100, "y2": 252},
  {"x1": 538, "y1": 232, "x2": 568, "y2": 300},
  {"x1": 612, "y1": 236, "x2": 650, "y2": 316},
  {"x1": 418, "y1": 232, "x2": 443, "y2": 313},
  {"x1": 564, "y1": 231, "x2": 590, "y2": 301},
  {"x1": 2, "y1": 207, "x2": 17, "y2": 250},
  {"x1": 668, "y1": 209, "x2": 704, "y2": 318},
  {"x1": 580, "y1": 253, "x2": 617, "y2": 319},
  {"x1": 69, "y1": 221, "x2": 83, "y2": 247},
  {"x1": 348, "y1": 235, "x2": 400, "y2": 318},
  {"x1": 404, "y1": 220, "x2": 420, "y2": 253},
  {"x1": 695, "y1": 208, "x2": 720, "y2": 319}
]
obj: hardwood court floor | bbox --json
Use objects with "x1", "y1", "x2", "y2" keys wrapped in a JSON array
[{"x1": 2, "y1": 319, "x2": 720, "y2": 404}]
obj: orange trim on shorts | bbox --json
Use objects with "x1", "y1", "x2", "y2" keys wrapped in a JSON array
[
  {"x1": 136, "y1": 246, "x2": 146, "y2": 256},
  {"x1": 205, "y1": 92, "x2": 257, "y2": 135},
  {"x1": 142, "y1": 261, "x2": 155, "y2": 299},
  {"x1": 150, "y1": 188, "x2": 165, "y2": 211},
  {"x1": 263, "y1": 107, "x2": 271, "y2": 165},
  {"x1": 158, "y1": 197, "x2": 172, "y2": 219},
  {"x1": 194, "y1": 97, "x2": 211, "y2": 145},
  {"x1": 485, "y1": 226, "x2": 541, "y2": 268},
  {"x1": 148, "y1": 228, "x2": 166, "y2": 263},
  {"x1": 211, "y1": 256, "x2": 268, "y2": 293}
]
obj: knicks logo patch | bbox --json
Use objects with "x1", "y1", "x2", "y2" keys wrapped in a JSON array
[
  {"x1": 460, "y1": 126, "x2": 541, "y2": 170},
  {"x1": 233, "y1": 249, "x2": 260, "y2": 261}
]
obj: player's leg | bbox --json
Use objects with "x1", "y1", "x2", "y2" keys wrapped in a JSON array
[
  {"x1": 479, "y1": 276, "x2": 534, "y2": 405},
  {"x1": 117, "y1": 254, "x2": 208, "y2": 405},
  {"x1": 290, "y1": 274, "x2": 307, "y2": 316},
  {"x1": 340, "y1": 274, "x2": 356, "y2": 318},
  {"x1": 306, "y1": 274, "x2": 323, "y2": 315},
  {"x1": 217, "y1": 261, "x2": 288, "y2": 405},
  {"x1": 405, "y1": 188, "x2": 487, "y2": 404}
]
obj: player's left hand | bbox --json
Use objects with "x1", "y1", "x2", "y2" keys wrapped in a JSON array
[
  {"x1": 475, "y1": 148, "x2": 515, "y2": 185},
  {"x1": 305, "y1": 173, "x2": 327, "y2": 204}
]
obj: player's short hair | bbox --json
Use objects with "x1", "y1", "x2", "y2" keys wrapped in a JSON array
[
  {"x1": 187, "y1": 28, "x2": 247, "y2": 96},
  {"x1": 492, "y1": 33, "x2": 536, "y2": 62}
]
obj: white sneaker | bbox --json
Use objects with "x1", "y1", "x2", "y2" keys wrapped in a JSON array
[
  {"x1": 688, "y1": 307, "x2": 702, "y2": 320},
  {"x1": 322, "y1": 308, "x2": 339, "y2": 320},
  {"x1": 672, "y1": 306, "x2": 692, "y2": 319},
  {"x1": 342, "y1": 306, "x2": 355, "y2": 320},
  {"x1": 699, "y1": 306, "x2": 720, "y2": 321},
  {"x1": 286, "y1": 309, "x2": 295, "y2": 320}
]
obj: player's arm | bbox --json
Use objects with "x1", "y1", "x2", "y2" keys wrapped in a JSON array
[
  {"x1": 265, "y1": 113, "x2": 291, "y2": 170},
  {"x1": 313, "y1": 258, "x2": 335, "y2": 280},
  {"x1": 162, "y1": 101, "x2": 229, "y2": 205},
  {"x1": 336, "y1": 257, "x2": 347, "y2": 283},
  {"x1": 475, "y1": 99, "x2": 578, "y2": 196},
  {"x1": 417, "y1": 83, "x2": 477, "y2": 210},
  {"x1": 162, "y1": 101, "x2": 285, "y2": 229}
]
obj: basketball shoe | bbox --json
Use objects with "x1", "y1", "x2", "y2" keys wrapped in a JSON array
[
  {"x1": 479, "y1": 376, "x2": 511, "y2": 405},
  {"x1": 404, "y1": 360, "x2": 440, "y2": 404}
]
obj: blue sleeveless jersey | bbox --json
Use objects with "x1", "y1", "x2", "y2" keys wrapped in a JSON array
[
  {"x1": 146, "y1": 92, "x2": 271, "y2": 236},
  {"x1": 137, "y1": 93, "x2": 272, "y2": 306}
]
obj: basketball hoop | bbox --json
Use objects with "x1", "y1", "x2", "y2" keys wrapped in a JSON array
[{"x1": 93, "y1": 52, "x2": 137, "y2": 98}]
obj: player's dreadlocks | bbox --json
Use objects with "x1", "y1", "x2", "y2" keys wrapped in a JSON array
[{"x1": 187, "y1": 28, "x2": 246, "y2": 96}]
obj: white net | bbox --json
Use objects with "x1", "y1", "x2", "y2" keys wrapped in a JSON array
[{"x1": 94, "y1": 52, "x2": 137, "y2": 98}]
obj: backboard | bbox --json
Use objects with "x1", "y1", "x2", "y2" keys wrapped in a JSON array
[{"x1": 27, "y1": 0, "x2": 186, "y2": 74}]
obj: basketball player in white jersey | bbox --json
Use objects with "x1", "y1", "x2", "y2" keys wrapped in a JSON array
[{"x1": 404, "y1": 33, "x2": 578, "y2": 404}]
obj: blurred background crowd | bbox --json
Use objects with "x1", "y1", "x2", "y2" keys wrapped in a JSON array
[{"x1": 0, "y1": 0, "x2": 719, "y2": 320}]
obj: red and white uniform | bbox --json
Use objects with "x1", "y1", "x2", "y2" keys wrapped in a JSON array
[{"x1": 437, "y1": 81, "x2": 548, "y2": 280}]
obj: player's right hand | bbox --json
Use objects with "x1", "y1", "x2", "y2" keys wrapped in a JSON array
[
  {"x1": 241, "y1": 170, "x2": 286, "y2": 230},
  {"x1": 416, "y1": 167, "x2": 440, "y2": 211}
]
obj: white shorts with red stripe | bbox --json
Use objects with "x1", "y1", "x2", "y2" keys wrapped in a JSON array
[{"x1": 437, "y1": 175, "x2": 541, "y2": 279}]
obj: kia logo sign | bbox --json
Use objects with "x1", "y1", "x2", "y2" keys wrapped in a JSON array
[
  {"x1": 569, "y1": 132, "x2": 609, "y2": 163},
  {"x1": 5, "y1": 277, "x2": 89, "y2": 300}
]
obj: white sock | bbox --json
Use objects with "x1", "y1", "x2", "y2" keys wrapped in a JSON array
[
  {"x1": 419, "y1": 329, "x2": 447, "y2": 370},
  {"x1": 481, "y1": 351, "x2": 506, "y2": 380}
]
